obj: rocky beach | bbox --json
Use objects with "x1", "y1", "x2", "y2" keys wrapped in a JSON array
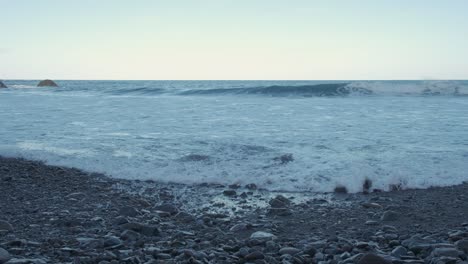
[{"x1": 1, "y1": 156, "x2": 468, "y2": 264}]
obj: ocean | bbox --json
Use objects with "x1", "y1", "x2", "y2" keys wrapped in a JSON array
[{"x1": 1, "y1": 80, "x2": 467, "y2": 193}]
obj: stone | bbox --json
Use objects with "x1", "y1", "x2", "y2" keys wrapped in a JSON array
[
  {"x1": 155, "y1": 204, "x2": 179, "y2": 215},
  {"x1": 250, "y1": 231, "x2": 276, "y2": 240},
  {"x1": 245, "y1": 183, "x2": 257, "y2": 190},
  {"x1": 279, "y1": 247, "x2": 301, "y2": 255},
  {"x1": 381, "y1": 210, "x2": 399, "y2": 221},
  {"x1": 334, "y1": 186, "x2": 348, "y2": 194},
  {"x1": 121, "y1": 222, "x2": 159, "y2": 236},
  {"x1": 361, "y1": 203, "x2": 382, "y2": 209},
  {"x1": 244, "y1": 251, "x2": 264, "y2": 261},
  {"x1": 119, "y1": 206, "x2": 139, "y2": 217},
  {"x1": 357, "y1": 253, "x2": 392, "y2": 264},
  {"x1": 37, "y1": 79, "x2": 58, "y2": 87},
  {"x1": 0, "y1": 248, "x2": 11, "y2": 264},
  {"x1": 455, "y1": 239, "x2": 468, "y2": 253},
  {"x1": 4, "y1": 259, "x2": 47, "y2": 264},
  {"x1": 0, "y1": 81, "x2": 7, "y2": 88},
  {"x1": 269, "y1": 195, "x2": 291, "y2": 208},
  {"x1": 430, "y1": 247, "x2": 461, "y2": 258},
  {"x1": 0, "y1": 221, "x2": 13, "y2": 232},
  {"x1": 103, "y1": 236, "x2": 122, "y2": 248},
  {"x1": 229, "y1": 223, "x2": 250, "y2": 232},
  {"x1": 223, "y1": 190, "x2": 237, "y2": 196},
  {"x1": 391, "y1": 246, "x2": 408, "y2": 258},
  {"x1": 273, "y1": 153, "x2": 294, "y2": 164},
  {"x1": 174, "y1": 212, "x2": 195, "y2": 223}
]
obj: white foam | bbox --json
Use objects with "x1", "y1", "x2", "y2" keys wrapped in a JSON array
[{"x1": 1, "y1": 81, "x2": 468, "y2": 193}]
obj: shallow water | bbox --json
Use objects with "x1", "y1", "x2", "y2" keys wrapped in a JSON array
[{"x1": 1, "y1": 80, "x2": 468, "y2": 192}]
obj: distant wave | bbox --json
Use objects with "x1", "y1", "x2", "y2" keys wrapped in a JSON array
[
  {"x1": 3, "y1": 80, "x2": 468, "y2": 97},
  {"x1": 178, "y1": 83, "x2": 371, "y2": 97}
]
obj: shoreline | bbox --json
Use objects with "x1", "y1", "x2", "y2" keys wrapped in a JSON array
[{"x1": 1, "y1": 156, "x2": 468, "y2": 263}]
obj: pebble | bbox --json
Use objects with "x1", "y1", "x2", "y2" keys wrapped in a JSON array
[
  {"x1": 223, "y1": 190, "x2": 237, "y2": 196},
  {"x1": 154, "y1": 204, "x2": 179, "y2": 215},
  {"x1": 391, "y1": 245, "x2": 408, "y2": 258},
  {"x1": 250, "y1": 231, "x2": 276, "y2": 240},
  {"x1": 244, "y1": 251, "x2": 264, "y2": 260},
  {"x1": 119, "y1": 206, "x2": 139, "y2": 217},
  {"x1": 279, "y1": 247, "x2": 301, "y2": 255},
  {"x1": 0, "y1": 248, "x2": 11, "y2": 264},
  {"x1": 381, "y1": 210, "x2": 399, "y2": 221},
  {"x1": 455, "y1": 239, "x2": 468, "y2": 253},
  {"x1": 0, "y1": 221, "x2": 13, "y2": 232},
  {"x1": 357, "y1": 253, "x2": 392, "y2": 264}
]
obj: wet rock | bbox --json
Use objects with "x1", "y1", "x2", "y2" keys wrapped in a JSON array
[
  {"x1": 391, "y1": 246, "x2": 408, "y2": 258},
  {"x1": 0, "y1": 81, "x2": 7, "y2": 88},
  {"x1": 250, "y1": 231, "x2": 276, "y2": 240},
  {"x1": 0, "y1": 248, "x2": 11, "y2": 264},
  {"x1": 121, "y1": 222, "x2": 160, "y2": 236},
  {"x1": 103, "y1": 236, "x2": 122, "y2": 248},
  {"x1": 381, "y1": 210, "x2": 399, "y2": 221},
  {"x1": 334, "y1": 186, "x2": 348, "y2": 194},
  {"x1": 5, "y1": 259, "x2": 47, "y2": 264},
  {"x1": 0, "y1": 221, "x2": 13, "y2": 232},
  {"x1": 455, "y1": 239, "x2": 468, "y2": 253},
  {"x1": 273, "y1": 153, "x2": 294, "y2": 164},
  {"x1": 269, "y1": 195, "x2": 291, "y2": 208},
  {"x1": 245, "y1": 183, "x2": 257, "y2": 190},
  {"x1": 361, "y1": 202, "x2": 382, "y2": 209},
  {"x1": 279, "y1": 247, "x2": 301, "y2": 255},
  {"x1": 174, "y1": 211, "x2": 196, "y2": 223},
  {"x1": 357, "y1": 253, "x2": 392, "y2": 264},
  {"x1": 155, "y1": 203, "x2": 179, "y2": 215},
  {"x1": 180, "y1": 154, "x2": 211, "y2": 162},
  {"x1": 37, "y1": 79, "x2": 58, "y2": 87},
  {"x1": 119, "y1": 206, "x2": 139, "y2": 217},
  {"x1": 430, "y1": 247, "x2": 461, "y2": 258},
  {"x1": 223, "y1": 190, "x2": 237, "y2": 196},
  {"x1": 244, "y1": 251, "x2": 264, "y2": 261},
  {"x1": 267, "y1": 207, "x2": 292, "y2": 216},
  {"x1": 230, "y1": 223, "x2": 250, "y2": 232}
]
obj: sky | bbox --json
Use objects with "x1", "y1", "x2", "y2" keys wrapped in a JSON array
[{"x1": 1, "y1": 0, "x2": 468, "y2": 80}]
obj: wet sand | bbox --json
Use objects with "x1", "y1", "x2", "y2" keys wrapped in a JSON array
[{"x1": 1, "y1": 156, "x2": 468, "y2": 263}]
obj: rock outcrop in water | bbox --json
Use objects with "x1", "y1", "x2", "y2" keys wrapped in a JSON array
[
  {"x1": 37, "y1": 79, "x2": 58, "y2": 87},
  {"x1": 0, "y1": 81, "x2": 7, "y2": 88}
]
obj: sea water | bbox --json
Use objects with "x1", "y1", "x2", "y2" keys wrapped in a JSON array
[{"x1": 1, "y1": 80, "x2": 467, "y2": 193}]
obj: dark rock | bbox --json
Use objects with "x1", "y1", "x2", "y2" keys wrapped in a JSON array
[
  {"x1": 37, "y1": 79, "x2": 58, "y2": 87},
  {"x1": 279, "y1": 247, "x2": 301, "y2": 255},
  {"x1": 155, "y1": 204, "x2": 179, "y2": 215},
  {"x1": 245, "y1": 183, "x2": 257, "y2": 190},
  {"x1": 0, "y1": 81, "x2": 7, "y2": 88},
  {"x1": 121, "y1": 222, "x2": 159, "y2": 236},
  {"x1": 223, "y1": 190, "x2": 237, "y2": 196},
  {"x1": 0, "y1": 248, "x2": 11, "y2": 264},
  {"x1": 455, "y1": 239, "x2": 468, "y2": 253},
  {"x1": 250, "y1": 231, "x2": 276, "y2": 240},
  {"x1": 244, "y1": 251, "x2": 264, "y2": 261},
  {"x1": 391, "y1": 246, "x2": 408, "y2": 258},
  {"x1": 273, "y1": 153, "x2": 294, "y2": 164},
  {"x1": 357, "y1": 253, "x2": 392, "y2": 264},
  {"x1": 334, "y1": 186, "x2": 348, "y2": 194},
  {"x1": 0, "y1": 221, "x2": 13, "y2": 232},
  {"x1": 363, "y1": 178, "x2": 372, "y2": 192},
  {"x1": 269, "y1": 195, "x2": 291, "y2": 208},
  {"x1": 103, "y1": 236, "x2": 122, "y2": 248},
  {"x1": 430, "y1": 247, "x2": 461, "y2": 258},
  {"x1": 174, "y1": 211, "x2": 196, "y2": 223},
  {"x1": 119, "y1": 206, "x2": 139, "y2": 217},
  {"x1": 381, "y1": 210, "x2": 399, "y2": 221},
  {"x1": 180, "y1": 154, "x2": 211, "y2": 162}
]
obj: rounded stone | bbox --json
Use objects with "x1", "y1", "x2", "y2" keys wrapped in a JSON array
[
  {"x1": 37, "y1": 79, "x2": 58, "y2": 87},
  {"x1": 0, "y1": 248, "x2": 11, "y2": 264}
]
